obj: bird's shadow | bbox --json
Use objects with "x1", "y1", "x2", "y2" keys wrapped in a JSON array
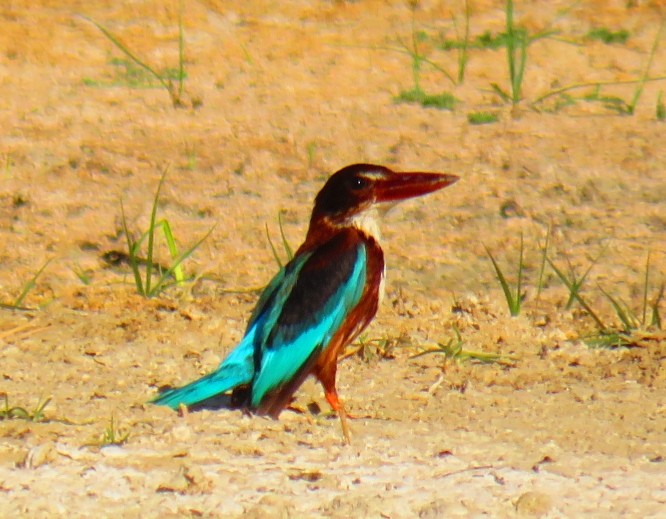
[
  {"x1": 154, "y1": 386, "x2": 313, "y2": 419},
  {"x1": 156, "y1": 386, "x2": 250, "y2": 413}
]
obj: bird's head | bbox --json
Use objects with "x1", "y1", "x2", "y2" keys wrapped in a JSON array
[{"x1": 310, "y1": 164, "x2": 459, "y2": 228}]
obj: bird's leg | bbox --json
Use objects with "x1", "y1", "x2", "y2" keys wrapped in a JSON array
[
  {"x1": 316, "y1": 344, "x2": 353, "y2": 444},
  {"x1": 324, "y1": 387, "x2": 351, "y2": 445}
]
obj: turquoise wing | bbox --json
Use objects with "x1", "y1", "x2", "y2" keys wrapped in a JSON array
[{"x1": 247, "y1": 236, "x2": 367, "y2": 407}]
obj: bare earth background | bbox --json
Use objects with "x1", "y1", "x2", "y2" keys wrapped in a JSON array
[{"x1": 1, "y1": 1, "x2": 665, "y2": 517}]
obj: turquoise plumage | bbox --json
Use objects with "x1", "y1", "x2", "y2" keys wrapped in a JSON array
[
  {"x1": 250, "y1": 245, "x2": 366, "y2": 407},
  {"x1": 152, "y1": 240, "x2": 367, "y2": 411}
]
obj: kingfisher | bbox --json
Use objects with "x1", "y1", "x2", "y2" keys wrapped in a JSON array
[{"x1": 152, "y1": 164, "x2": 458, "y2": 442}]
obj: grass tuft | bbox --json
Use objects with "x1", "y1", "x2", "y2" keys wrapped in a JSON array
[
  {"x1": 533, "y1": 18, "x2": 665, "y2": 114},
  {"x1": 586, "y1": 28, "x2": 630, "y2": 45},
  {"x1": 70, "y1": 263, "x2": 92, "y2": 286},
  {"x1": 626, "y1": 19, "x2": 664, "y2": 115},
  {"x1": 0, "y1": 259, "x2": 53, "y2": 310},
  {"x1": 0, "y1": 394, "x2": 51, "y2": 422},
  {"x1": 599, "y1": 251, "x2": 663, "y2": 334},
  {"x1": 453, "y1": 0, "x2": 471, "y2": 83},
  {"x1": 91, "y1": 415, "x2": 130, "y2": 447},
  {"x1": 265, "y1": 211, "x2": 294, "y2": 268},
  {"x1": 342, "y1": 334, "x2": 401, "y2": 362},
  {"x1": 120, "y1": 169, "x2": 214, "y2": 298},
  {"x1": 467, "y1": 111, "x2": 499, "y2": 124},
  {"x1": 83, "y1": 57, "x2": 183, "y2": 90},
  {"x1": 484, "y1": 234, "x2": 525, "y2": 317},
  {"x1": 490, "y1": 0, "x2": 556, "y2": 107},
  {"x1": 549, "y1": 249, "x2": 663, "y2": 348},
  {"x1": 83, "y1": 1, "x2": 195, "y2": 108},
  {"x1": 546, "y1": 254, "x2": 607, "y2": 332},
  {"x1": 411, "y1": 327, "x2": 517, "y2": 366},
  {"x1": 395, "y1": 88, "x2": 457, "y2": 110},
  {"x1": 382, "y1": 2, "x2": 457, "y2": 108}
]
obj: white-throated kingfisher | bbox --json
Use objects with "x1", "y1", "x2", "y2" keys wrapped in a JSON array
[{"x1": 152, "y1": 164, "x2": 459, "y2": 443}]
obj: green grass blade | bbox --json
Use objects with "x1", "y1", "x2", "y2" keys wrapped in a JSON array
[
  {"x1": 145, "y1": 170, "x2": 168, "y2": 295},
  {"x1": 490, "y1": 83, "x2": 512, "y2": 103},
  {"x1": 503, "y1": 0, "x2": 527, "y2": 104},
  {"x1": 535, "y1": 225, "x2": 551, "y2": 311},
  {"x1": 84, "y1": 17, "x2": 171, "y2": 94},
  {"x1": 457, "y1": 0, "x2": 471, "y2": 83},
  {"x1": 628, "y1": 17, "x2": 664, "y2": 113},
  {"x1": 278, "y1": 212, "x2": 293, "y2": 261},
  {"x1": 411, "y1": 326, "x2": 517, "y2": 365},
  {"x1": 70, "y1": 263, "x2": 92, "y2": 285},
  {"x1": 120, "y1": 199, "x2": 145, "y2": 296},
  {"x1": 158, "y1": 219, "x2": 184, "y2": 284},
  {"x1": 641, "y1": 250, "x2": 651, "y2": 325},
  {"x1": 650, "y1": 283, "x2": 663, "y2": 329},
  {"x1": 657, "y1": 91, "x2": 666, "y2": 120},
  {"x1": 409, "y1": 8, "x2": 421, "y2": 92},
  {"x1": 547, "y1": 257, "x2": 607, "y2": 331},
  {"x1": 564, "y1": 258, "x2": 592, "y2": 309},
  {"x1": 31, "y1": 396, "x2": 51, "y2": 422},
  {"x1": 467, "y1": 111, "x2": 499, "y2": 124},
  {"x1": 265, "y1": 223, "x2": 283, "y2": 268},
  {"x1": 514, "y1": 36, "x2": 528, "y2": 103},
  {"x1": 505, "y1": 0, "x2": 516, "y2": 100},
  {"x1": 516, "y1": 234, "x2": 524, "y2": 311},
  {"x1": 148, "y1": 225, "x2": 215, "y2": 296},
  {"x1": 563, "y1": 246, "x2": 606, "y2": 309},
  {"x1": 0, "y1": 395, "x2": 51, "y2": 422},
  {"x1": 484, "y1": 245, "x2": 519, "y2": 316},
  {"x1": 4, "y1": 406, "x2": 29, "y2": 420},
  {"x1": 419, "y1": 56, "x2": 456, "y2": 86},
  {"x1": 394, "y1": 15, "x2": 456, "y2": 87},
  {"x1": 13, "y1": 258, "x2": 53, "y2": 308},
  {"x1": 532, "y1": 77, "x2": 666, "y2": 109},
  {"x1": 584, "y1": 331, "x2": 631, "y2": 349},
  {"x1": 177, "y1": 0, "x2": 185, "y2": 98},
  {"x1": 599, "y1": 286, "x2": 638, "y2": 331}
]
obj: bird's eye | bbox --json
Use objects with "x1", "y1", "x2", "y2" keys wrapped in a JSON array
[{"x1": 349, "y1": 176, "x2": 369, "y2": 191}]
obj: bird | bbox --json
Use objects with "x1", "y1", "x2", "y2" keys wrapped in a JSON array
[{"x1": 152, "y1": 163, "x2": 459, "y2": 442}]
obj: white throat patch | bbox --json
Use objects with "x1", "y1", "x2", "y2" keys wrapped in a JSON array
[
  {"x1": 346, "y1": 206, "x2": 386, "y2": 304},
  {"x1": 346, "y1": 206, "x2": 382, "y2": 243}
]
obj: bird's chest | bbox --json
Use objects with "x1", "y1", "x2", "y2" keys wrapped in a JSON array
[{"x1": 347, "y1": 209, "x2": 387, "y2": 306}]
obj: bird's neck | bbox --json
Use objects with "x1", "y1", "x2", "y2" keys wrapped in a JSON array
[
  {"x1": 304, "y1": 207, "x2": 382, "y2": 250},
  {"x1": 345, "y1": 206, "x2": 382, "y2": 244}
]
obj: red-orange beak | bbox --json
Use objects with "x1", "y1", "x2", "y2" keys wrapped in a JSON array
[
  {"x1": 373, "y1": 171, "x2": 459, "y2": 203},
  {"x1": 311, "y1": 164, "x2": 460, "y2": 222}
]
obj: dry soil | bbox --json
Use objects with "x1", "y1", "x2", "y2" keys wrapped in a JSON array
[{"x1": 1, "y1": 1, "x2": 665, "y2": 517}]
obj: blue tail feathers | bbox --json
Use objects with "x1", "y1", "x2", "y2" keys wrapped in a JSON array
[{"x1": 151, "y1": 337, "x2": 254, "y2": 410}]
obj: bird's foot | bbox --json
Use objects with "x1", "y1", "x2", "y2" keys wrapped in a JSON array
[{"x1": 177, "y1": 403, "x2": 189, "y2": 417}]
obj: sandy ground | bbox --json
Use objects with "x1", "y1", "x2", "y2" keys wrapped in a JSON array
[{"x1": 1, "y1": 1, "x2": 665, "y2": 517}]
